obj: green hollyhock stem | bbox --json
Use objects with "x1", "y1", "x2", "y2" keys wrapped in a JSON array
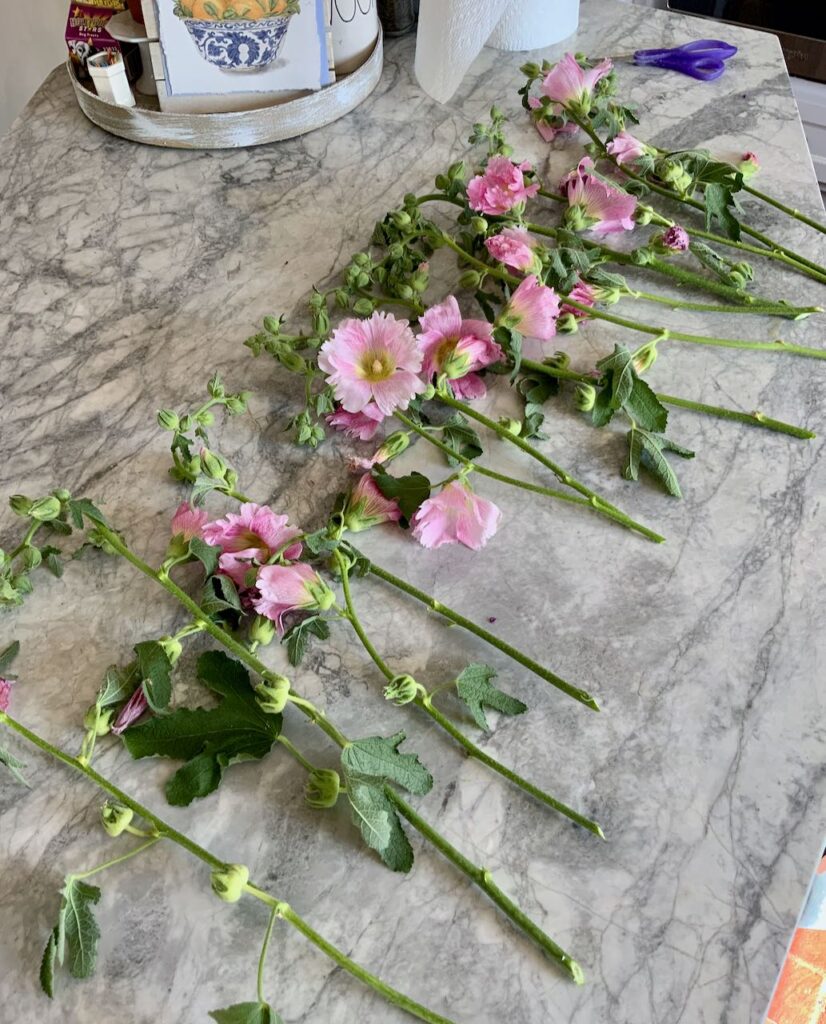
[
  {"x1": 435, "y1": 390, "x2": 665, "y2": 543},
  {"x1": 334, "y1": 550, "x2": 603, "y2": 836},
  {"x1": 518, "y1": 359, "x2": 815, "y2": 440},
  {"x1": 0, "y1": 714, "x2": 456, "y2": 1024},
  {"x1": 353, "y1": 548, "x2": 601, "y2": 711},
  {"x1": 97, "y1": 525, "x2": 583, "y2": 980},
  {"x1": 740, "y1": 182, "x2": 826, "y2": 235}
]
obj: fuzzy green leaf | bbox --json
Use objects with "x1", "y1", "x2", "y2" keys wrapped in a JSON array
[
  {"x1": 624, "y1": 376, "x2": 668, "y2": 433},
  {"x1": 704, "y1": 182, "x2": 741, "y2": 241},
  {"x1": 123, "y1": 650, "x2": 281, "y2": 806},
  {"x1": 455, "y1": 663, "x2": 527, "y2": 731},
  {"x1": 372, "y1": 468, "x2": 431, "y2": 527},
  {"x1": 440, "y1": 415, "x2": 483, "y2": 466},
  {"x1": 624, "y1": 427, "x2": 695, "y2": 497},
  {"x1": 347, "y1": 780, "x2": 414, "y2": 873},
  {"x1": 97, "y1": 662, "x2": 139, "y2": 709},
  {"x1": 341, "y1": 730, "x2": 433, "y2": 795},
  {"x1": 0, "y1": 640, "x2": 20, "y2": 675},
  {"x1": 0, "y1": 744, "x2": 30, "y2": 786},
  {"x1": 40, "y1": 929, "x2": 57, "y2": 997},
  {"x1": 209, "y1": 1003, "x2": 280, "y2": 1024},
  {"x1": 42, "y1": 877, "x2": 102, "y2": 994},
  {"x1": 189, "y1": 537, "x2": 221, "y2": 577},
  {"x1": 283, "y1": 615, "x2": 330, "y2": 667},
  {"x1": 66, "y1": 498, "x2": 109, "y2": 530},
  {"x1": 134, "y1": 640, "x2": 173, "y2": 713}
]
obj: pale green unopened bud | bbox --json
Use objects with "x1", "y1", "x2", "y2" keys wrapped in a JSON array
[
  {"x1": 421, "y1": 382, "x2": 437, "y2": 401},
  {"x1": 574, "y1": 383, "x2": 596, "y2": 412},
  {"x1": 352, "y1": 297, "x2": 374, "y2": 316},
  {"x1": 633, "y1": 342, "x2": 658, "y2": 374},
  {"x1": 305, "y1": 768, "x2": 341, "y2": 809},
  {"x1": 545, "y1": 351, "x2": 571, "y2": 370},
  {"x1": 279, "y1": 350, "x2": 307, "y2": 374},
  {"x1": 631, "y1": 247, "x2": 656, "y2": 267},
  {"x1": 392, "y1": 210, "x2": 411, "y2": 228},
  {"x1": 732, "y1": 261, "x2": 754, "y2": 282},
  {"x1": 308, "y1": 579, "x2": 335, "y2": 612},
  {"x1": 200, "y1": 449, "x2": 227, "y2": 480},
  {"x1": 376, "y1": 430, "x2": 410, "y2": 463},
  {"x1": 249, "y1": 615, "x2": 276, "y2": 648},
  {"x1": 84, "y1": 705, "x2": 115, "y2": 736},
  {"x1": 101, "y1": 801, "x2": 134, "y2": 838},
  {"x1": 157, "y1": 409, "x2": 180, "y2": 431},
  {"x1": 197, "y1": 410, "x2": 215, "y2": 427},
  {"x1": 262, "y1": 315, "x2": 281, "y2": 335},
  {"x1": 498, "y1": 417, "x2": 521, "y2": 436},
  {"x1": 158, "y1": 635, "x2": 183, "y2": 665},
  {"x1": 459, "y1": 269, "x2": 482, "y2": 290},
  {"x1": 562, "y1": 205, "x2": 590, "y2": 232},
  {"x1": 470, "y1": 216, "x2": 488, "y2": 235},
  {"x1": 556, "y1": 312, "x2": 579, "y2": 334},
  {"x1": 211, "y1": 863, "x2": 249, "y2": 903},
  {"x1": 634, "y1": 204, "x2": 654, "y2": 226},
  {"x1": 53, "y1": 489, "x2": 71, "y2": 502},
  {"x1": 383, "y1": 674, "x2": 420, "y2": 706},
  {"x1": 225, "y1": 392, "x2": 251, "y2": 415},
  {"x1": 255, "y1": 677, "x2": 290, "y2": 715},
  {"x1": 29, "y1": 496, "x2": 62, "y2": 522}
]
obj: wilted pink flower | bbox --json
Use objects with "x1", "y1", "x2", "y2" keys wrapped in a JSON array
[
  {"x1": 466, "y1": 156, "x2": 540, "y2": 216},
  {"x1": 418, "y1": 295, "x2": 503, "y2": 400},
  {"x1": 411, "y1": 481, "x2": 501, "y2": 551},
  {"x1": 661, "y1": 225, "x2": 690, "y2": 252},
  {"x1": 318, "y1": 312, "x2": 424, "y2": 417},
  {"x1": 203, "y1": 503, "x2": 303, "y2": 588},
  {"x1": 527, "y1": 96, "x2": 578, "y2": 143},
  {"x1": 253, "y1": 563, "x2": 333, "y2": 634},
  {"x1": 739, "y1": 151, "x2": 760, "y2": 179},
  {"x1": 327, "y1": 403, "x2": 384, "y2": 441},
  {"x1": 561, "y1": 158, "x2": 636, "y2": 237},
  {"x1": 561, "y1": 279, "x2": 597, "y2": 319},
  {"x1": 606, "y1": 131, "x2": 649, "y2": 167},
  {"x1": 171, "y1": 502, "x2": 208, "y2": 541},
  {"x1": 0, "y1": 677, "x2": 13, "y2": 713},
  {"x1": 540, "y1": 53, "x2": 613, "y2": 111},
  {"x1": 112, "y1": 686, "x2": 148, "y2": 735},
  {"x1": 485, "y1": 227, "x2": 541, "y2": 274},
  {"x1": 343, "y1": 474, "x2": 402, "y2": 533},
  {"x1": 500, "y1": 275, "x2": 560, "y2": 341}
]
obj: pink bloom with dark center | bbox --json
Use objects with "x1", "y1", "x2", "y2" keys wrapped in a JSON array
[
  {"x1": 527, "y1": 97, "x2": 579, "y2": 143},
  {"x1": 606, "y1": 131, "x2": 649, "y2": 167},
  {"x1": 343, "y1": 474, "x2": 402, "y2": 533},
  {"x1": 561, "y1": 279, "x2": 597, "y2": 319},
  {"x1": 318, "y1": 312, "x2": 424, "y2": 417},
  {"x1": 739, "y1": 151, "x2": 760, "y2": 179},
  {"x1": 466, "y1": 156, "x2": 540, "y2": 216},
  {"x1": 540, "y1": 53, "x2": 613, "y2": 110},
  {"x1": 202, "y1": 503, "x2": 303, "y2": 588},
  {"x1": 411, "y1": 481, "x2": 501, "y2": 551},
  {"x1": 418, "y1": 295, "x2": 503, "y2": 400},
  {"x1": 485, "y1": 227, "x2": 541, "y2": 274},
  {"x1": 253, "y1": 563, "x2": 331, "y2": 635},
  {"x1": 112, "y1": 686, "x2": 148, "y2": 735},
  {"x1": 0, "y1": 678, "x2": 12, "y2": 713},
  {"x1": 501, "y1": 275, "x2": 560, "y2": 341},
  {"x1": 661, "y1": 225, "x2": 690, "y2": 252},
  {"x1": 561, "y1": 158, "x2": 637, "y2": 237},
  {"x1": 327, "y1": 403, "x2": 385, "y2": 441},
  {"x1": 171, "y1": 502, "x2": 208, "y2": 540}
]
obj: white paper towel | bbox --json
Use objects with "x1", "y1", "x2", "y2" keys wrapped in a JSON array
[{"x1": 415, "y1": 0, "x2": 580, "y2": 103}]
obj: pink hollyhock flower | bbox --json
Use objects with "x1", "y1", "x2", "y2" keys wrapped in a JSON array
[
  {"x1": 343, "y1": 474, "x2": 402, "y2": 533},
  {"x1": 485, "y1": 227, "x2": 542, "y2": 274},
  {"x1": 606, "y1": 131, "x2": 649, "y2": 167},
  {"x1": 318, "y1": 311, "x2": 425, "y2": 417},
  {"x1": 203, "y1": 503, "x2": 303, "y2": 588},
  {"x1": 0, "y1": 677, "x2": 13, "y2": 713},
  {"x1": 418, "y1": 295, "x2": 503, "y2": 400},
  {"x1": 253, "y1": 563, "x2": 334, "y2": 635},
  {"x1": 561, "y1": 158, "x2": 636, "y2": 237},
  {"x1": 411, "y1": 481, "x2": 501, "y2": 551},
  {"x1": 661, "y1": 225, "x2": 690, "y2": 252},
  {"x1": 466, "y1": 156, "x2": 540, "y2": 216},
  {"x1": 561, "y1": 279, "x2": 597, "y2": 319},
  {"x1": 527, "y1": 96, "x2": 579, "y2": 144},
  {"x1": 327, "y1": 403, "x2": 384, "y2": 441},
  {"x1": 112, "y1": 686, "x2": 148, "y2": 735},
  {"x1": 540, "y1": 53, "x2": 613, "y2": 112},
  {"x1": 347, "y1": 430, "x2": 410, "y2": 473},
  {"x1": 171, "y1": 502, "x2": 208, "y2": 541},
  {"x1": 500, "y1": 275, "x2": 560, "y2": 341},
  {"x1": 739, "y1": 151, "x2": 760, "y2": 179}
]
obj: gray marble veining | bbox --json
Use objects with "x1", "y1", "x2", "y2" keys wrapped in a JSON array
[{"x1": 1, "y1": 3, "x2": 825, "y2": 1022}]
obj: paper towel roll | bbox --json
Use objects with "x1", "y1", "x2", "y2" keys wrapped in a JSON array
[{"x1": 487, "y1": 0, "x2": 579, "y2": 50}]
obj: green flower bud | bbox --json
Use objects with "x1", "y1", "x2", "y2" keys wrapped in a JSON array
[
  {"x1": 470, "y1": 216, "x2": 488, "y2": 235},
  {"x1": 459, "y1": 269, "x2": 481, "y2": 289},
  {"x1": 225, "y1": 392, "x2": 251, "y2": 415},
  {"x1": 521, "y1": 61, "x2": 541, "y2": 78},
  {"x1": 421, "y1": 381, "x2": 436, "y2": 401},
  {"x1": 392, "y1": 210, "x2": 412, "y2": 229},
  {"x1": 207, "y1": 374, "x2": 225, "y2": 398},
  {"x1": 21, "y1": 546, "x2": 41, "y2": 570},
  {"x1": 352, "y1": 297, "x2": 374, "y2": 316},
  {"x1": 279, "y1": 350, "x2": 308, "y2": 374},
  {"x1": 574, "y1": 382, "x2": 596, "y2": 412},
  {"x1": 179, "y1": 414, "x2": 194, "y2": 432},
  {"x1": 84, "y1": 705, "x2": 115, "y2": 736},
  {"x1": 101, "y1": 801, "x2": 134, "y2": 837},
  {"x1": 312, "y1": 308, "x2": 331, "y2": 335},
  {"x1": 158, "y1": 635, "x2": 183, "y2": 665},
  {"x1": 562, "y1": 205, "x2": 590, "y2": 232},
  {"x1": 732, "y1": 261, "x2": 754, "y2": 282},
  {"x1": 556, "y1": 312, "x2": 579, "y2": 335},
  {"x1": 305, "y1": 768, "x2": 341, "y2": 809},
  {"x1": 53, "y1": 489, "x2": 71, "y2": 502},
  {"x1": 157, "y1": 409, "x2": 180, "y2": 431},
  {"x1": 249, "y1": 614, "x2": 276, "y2": 648},
  {"x1": 263, "y1": 315, "x2": 282, "y2": 335},
  {"x1": 544, "y1": 351, "x2": 571, "y2": 370},
  {"x1": 211, "y1": 863, "x2": 249, "y2": 903},
  {"x1": 200, "y1": 449, "x2": 228, "y2": 480},
  {"x1": 388, "y1": 242, "x2": 405, "y2": 260},
  {"x1": 255, "y1": 676, "x2": 291, "y2": 715},
  {"x1": 728, "y1": 271, "x2": 748, "y2": 289},
  {"x1": 334, "y1": 287, "x2": 350, "y2": 309},
  {"x1": 29, "y1": 496, "x2": 62, "y2": 522},
  {"x1": 634, "y1": 204, "x2": 655, "y2": 226},
  {"x1": 9, "y1": 495, "x2": 33, "y2": 517},
  {"x1": 434, "y1": 174, "x2": 449, "y2": 191},
  {"x1": 383, "y1": 673, "x2": 420, "y2": 706},
  {"x1": 376, "y1": 430, "x2": 411, "y2": 463},
  {"x1": 308, "y1": 578, "x2": 335, "y2": 612},
  {"x1": 498, "y1": 417, "x2": 521, "y2": 436},
  {"x1": 197, "y1": 410, "x2": 215, "y2": 427},
  {"x1": 631, "y1": 247, "x2": 656, "y2": 267},
  {"x1": 448, "y1": 160, "x2": 465, "y2": 181},
  {"x1": 633, "y1": 342, "x2": 658, "y2": 374},
  {"x1": 352, "y1": 251, "x2": 371, "y2": 268}
]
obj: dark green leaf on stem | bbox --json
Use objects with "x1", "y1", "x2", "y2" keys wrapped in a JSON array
[
  {"x1": 66, "y1": 498, "x2": 108, "y2": 531},
  {"x1": 0, "y1": 744, "x2": 29, "y2": 786},
  {"x1": 40, "y1": 877, "x2": 102, "y2": 995},
  {"x1": 209, "y1": 1003, "x2": 280, "y2": 1024},
  {"x1": 283, "y1": 615, "x2": 330, "y2": 667},
  {"x1": 625, "y1": 426, "x2": 694, "y2": 497},
  {"x1": 704, "y1": 182, "x2": 741, "y2": 241},
  {"x1": 347, "y1": 780, "x2": 414, "y2": 873},
  {"x1": 0, "y1": 640, "x2": 20, "y2": 675},
  {"x1": 455, "y1": 663, "x2": 527, "y2": 732},
  {"x1": 440, "y1": 414, "x2": 483, "y2": 466},
  {"x1": 134, "y1": 641, "x2": 173, "y2": 713},
  {"x1": 189, "y1": 537, "x2": 221, "y2": 577},
  {"x1": 372, "y1": 468, "x2": 431, "y2": 527},
  {"x1": 341, "y1": 730, "x2": 432, "y2": 795}
]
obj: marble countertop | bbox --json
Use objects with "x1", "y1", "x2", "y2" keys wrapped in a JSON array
[{"x1": 1, "y1": 2, "x2": 825, "y2": 1022}]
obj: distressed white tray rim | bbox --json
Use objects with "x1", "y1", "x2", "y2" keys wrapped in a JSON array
[{"x1": 68, "y1": 28, "x2": 383, "y2": 149}]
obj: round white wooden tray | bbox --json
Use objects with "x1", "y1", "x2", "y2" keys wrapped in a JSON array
[{"x1": 68, "y1": 30, "x2": 383, "y2": 149}]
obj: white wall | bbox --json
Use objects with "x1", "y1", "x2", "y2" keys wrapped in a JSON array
[{"x1": 0, "y1": 0, "x2": 69, "y2": 137}]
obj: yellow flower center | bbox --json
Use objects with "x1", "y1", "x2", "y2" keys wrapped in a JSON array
[{"x1": 359, "y1": 350, "x2": 394, "y2": 382}]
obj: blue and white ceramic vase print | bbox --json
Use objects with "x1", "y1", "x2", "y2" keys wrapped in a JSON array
[{"x1": 182, "y1": 15, "x2": 292, "y2": 69}]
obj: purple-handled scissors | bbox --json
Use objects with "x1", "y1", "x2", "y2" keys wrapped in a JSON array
[{"x1": 623, "y1": 39, "x2": 738, "y2": 81}]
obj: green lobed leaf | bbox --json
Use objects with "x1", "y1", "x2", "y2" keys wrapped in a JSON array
[
  {"x1": 41, "y1": 546, "x2": 64, "y2": 578},
  {"x1": 123, "y1": 650, "x2": 282, "y2": 806},
  {"x1": 42, "y1": 877, "x2": 102, "y2": 993},
  {"x1": 0, "y1": 744, "x2": 30, "y2": 786},
  {"x1": 97, "y1": 662, "x2": 139, "y2": 709},
  {"x1": 372, "y1": 468, "x2": 431, "y2": 527},
  {"x1": 341, "y1": 730, "x2": 432, "y2": 795},
  {"x1": 704, "y1": 182, "x2": 741, "y2": 241},
  {"x1": 283, "y1": 615, "x2": 330, "y2": 667},
  {"x1": 188, "y1": 536, "x2": 221, "y2": 577},
  {"x1": 455, "y1": 663, "x2": 527, "y2": 732},
  {"x1": 347, "y1": 780, "x2": 414, "y2": 873},
  {"x1": 440, "y1": 414, "x2": 483, "y2": 466},
  {"x1": 624, "y1": 376, "x2": 668, "y2": 433},
  {"x1": 624, "y1": 427, "x2": 695, "y2": 497},
  {"x1": 66, "y1": 498, "x2": 109, "y2": 530},
  {"x1": 209, "y1": 1003, "x2": 280, "y2": 1024},
  {"x1": 134, "y1": 641, "x2": 173, "y2": 713}
]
